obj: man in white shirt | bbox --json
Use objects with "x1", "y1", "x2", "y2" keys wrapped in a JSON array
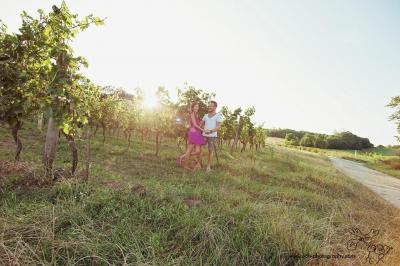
[{"x1": 201, "y1": 101, "x2": 223, "y2": 172}]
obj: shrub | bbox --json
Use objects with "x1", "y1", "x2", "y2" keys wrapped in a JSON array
[
  {"x1": 299, "y1": 133, "x2": 315, "y2": 147},
  {"x1": 314, "y1": 135, "x2": 328, "y2": 149},
  {"x1": 284, "y1": 133, "x2": 299, "y2": 146},
  {"x1": 269, "y1": 129, "x2": 373, "y2": 150}
]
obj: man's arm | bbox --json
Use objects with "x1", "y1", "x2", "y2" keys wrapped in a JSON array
[
  {"x1": 211, "y1": 122, "x2": 221, "y2": 133},
  {"x1": 211, "y1": 114, "x2": 223, "y2": 133}
]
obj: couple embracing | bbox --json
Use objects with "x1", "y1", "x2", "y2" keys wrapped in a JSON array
[{"x1": 177, "y1": 101, "x2": 222, "y2": 172}]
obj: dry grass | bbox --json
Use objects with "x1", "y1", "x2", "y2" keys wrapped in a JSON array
[
  {"x1": 1, "y1": 125, "x2": 400, "y2": 265},
  {"x1": 381, "y1": 158, "x2": 400, "y2": 170}
]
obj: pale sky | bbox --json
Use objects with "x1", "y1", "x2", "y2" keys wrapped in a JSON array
[{"x1": 2, "y1": 0, "x2": 399, "y2": 145}]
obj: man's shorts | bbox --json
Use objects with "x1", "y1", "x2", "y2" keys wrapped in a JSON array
[{"x1": 204, "y1": 136, "x2": 217, "y2": 150}]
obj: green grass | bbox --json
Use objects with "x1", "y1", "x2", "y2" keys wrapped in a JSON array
[
  {"x1": 317, "y1": 147, "x2": 400, "y2": 178},
  {"x1": 1, "y1": 124, "x2": 400, "y2": 265},
  {"x1": 269, "y1": 137, "x2": 400, "y2": 179}
]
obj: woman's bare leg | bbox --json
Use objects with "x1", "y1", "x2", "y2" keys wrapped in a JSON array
[
  {"x1": 182, "y1": 144, "x2": 195, "y2": 169},
  {"x1": 191, "y1": 147, "x2": 201, "y2": 164},
  {"x1": 194, "y1": 145, "x2": 202, "y2": 169},
  {"x1": 179, "y1": 144, "x2": 193, "y2": 162},
  {"x1": 198, "y1": 147, "x2": 203, "y2": 167}
]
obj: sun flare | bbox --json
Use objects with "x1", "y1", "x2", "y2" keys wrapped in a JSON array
[{"x1": 143, "y1": 93, "x2": 159, "y2": 109}]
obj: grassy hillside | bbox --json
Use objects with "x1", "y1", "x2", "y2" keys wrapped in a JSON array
[
  {"x1": 270, "y1": 137, "x2": 400, "y2": 179},
  {"x1": 1, "y1": 124, "x2": 400, "y2": 265}
]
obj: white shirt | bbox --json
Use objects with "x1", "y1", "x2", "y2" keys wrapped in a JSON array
[{"x1": 202, "y1": 112, "x2": 223, "y2": 137}]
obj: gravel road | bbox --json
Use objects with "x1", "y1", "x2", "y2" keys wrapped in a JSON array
[{"x1": 330, "y1": 157, "x2": 400, "y2": 208}]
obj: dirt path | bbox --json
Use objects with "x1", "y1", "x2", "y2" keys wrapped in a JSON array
[{"x1": 330, "y1": 157, "x2": 400, "y2": 208}]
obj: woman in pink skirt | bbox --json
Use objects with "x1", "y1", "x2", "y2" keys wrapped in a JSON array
[{"x1": 177, "y1": 102, "x2": 205, "y2": 169}]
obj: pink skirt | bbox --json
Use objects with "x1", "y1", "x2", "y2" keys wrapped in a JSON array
[{"x1": 188, "y1": 127, "x2": 205, "y2": 145}]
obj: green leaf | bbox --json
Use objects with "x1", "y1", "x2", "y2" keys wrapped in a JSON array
[
  {"x1": 93, "y1": 17, "x2": 104, "y2": 26},
  {"x1": 62, "y1": 122, "x2": 70, "y2": 134}
]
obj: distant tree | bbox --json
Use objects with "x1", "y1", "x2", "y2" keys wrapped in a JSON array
[
  {"x1": 239, "y1": 107, "x2": 256, "y2": 152},
  {"x1": 120, "y1": 96, "x2": 140, "y2": 150},
  {"x1": 387, "y1": 96, "x2": 400, "y2": 143},
  {"x1": 269, "y1": 128, "x2": 372, "y2": 150},
  {"x1": 326, "y1": 135, "x2": 341, "y2": 149},
  {"x1": 91, "y1": 89, "x2": 123, "y2": 143},
  {"x1": 151, "y1": 86, "x2": 176, "y2": 156},
  {"x1": 268, "y1": 128, "x2": 297, "y2": 139},
  {"x1": 253, "y1": 126, "x2": 266, "y2": 151},
  {"x1": 299, "y1": 133, "x2": 315, "y2": 147},
  {"x1": 314, "y1": 134, "x2": 328, "y2": 149},
  {"x1": 325, "y1": 131, "x2": 373, "y2": 150},
  {"x1": 285, "y1": 133, "x2": 299, "y2": 146},
  {"x1": 220, "y1": 106, "x2": 242, "y2": 147},
  {"x1": 267, "y1": 128, "x2": 311, "y2": 140},
  {"x1": 361, "y1": 137, "x2": 374, "y2": 149}
]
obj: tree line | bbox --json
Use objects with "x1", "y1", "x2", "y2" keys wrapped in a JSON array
[
  {"x1": 267, "y1": 128, "x2": 374, "y2": 150},
  {"x1": 268, "y1": 93, "x2": 400, "y2": 150},
  {"x1": 0, "y1": 3, "x2": 266, "y2": 180}
]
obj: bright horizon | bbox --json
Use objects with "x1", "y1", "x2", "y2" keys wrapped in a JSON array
[{"x1": 2, "y1": 0, "x2": 399, "y2": 145}]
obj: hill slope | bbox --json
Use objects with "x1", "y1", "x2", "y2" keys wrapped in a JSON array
[{"x1": 1, "y1": 123, "x2": 399, "y2": 265}]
